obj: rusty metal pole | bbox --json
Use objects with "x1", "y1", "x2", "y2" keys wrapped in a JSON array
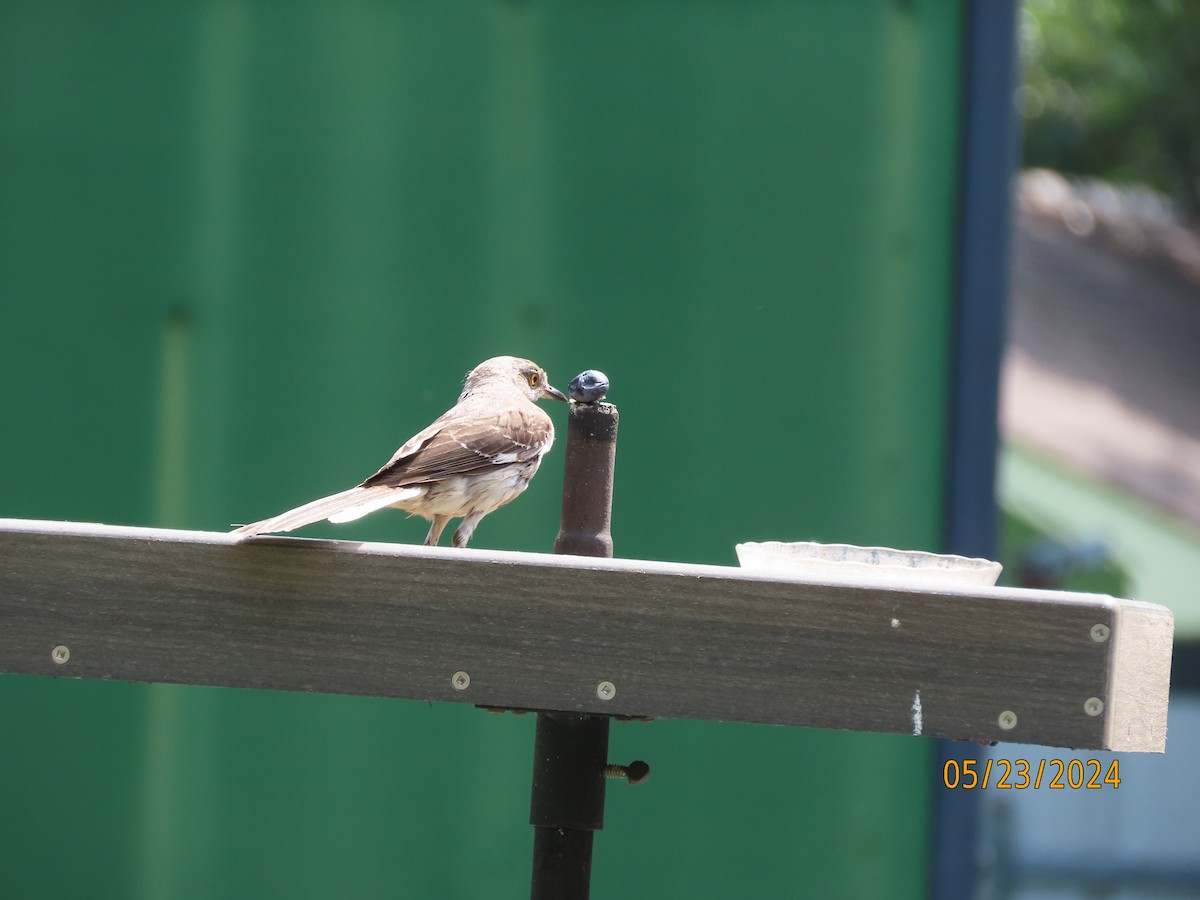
[
  {"x1": 529, "y1": 393, "x2": 618, "y2": 900},
  {"x1": 552, "y1": 400, "x2": 618, "y2": 558}
]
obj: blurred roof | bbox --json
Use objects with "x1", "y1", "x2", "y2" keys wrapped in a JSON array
[{"x1": 1002, "y1": 170, "x2": 1200, "y2": 531}]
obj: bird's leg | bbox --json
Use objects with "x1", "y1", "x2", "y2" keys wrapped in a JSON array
[
  {"x1": 452, "y1": 512, "x2": 486, "y2": 548},
  {"x1": 424, "y1": 515, "x2": 451, "y2": 546}
]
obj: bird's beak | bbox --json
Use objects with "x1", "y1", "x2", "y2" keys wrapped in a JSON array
[{"x1": 543, "y1": 383, "x2": 568, "y2": 402}]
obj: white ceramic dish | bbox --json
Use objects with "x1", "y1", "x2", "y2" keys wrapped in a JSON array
[{"x1": 735, "y1": 541, "x2": 1002, "y2": 589}]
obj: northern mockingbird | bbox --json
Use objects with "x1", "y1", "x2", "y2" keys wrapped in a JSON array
[{"x1": 233, "y1": 356, "x2": 567, "y2": 547}]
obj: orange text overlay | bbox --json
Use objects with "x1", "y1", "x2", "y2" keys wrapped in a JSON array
[{"x1": 942, "y1": 758, "x2": 1121, "y2": 790}]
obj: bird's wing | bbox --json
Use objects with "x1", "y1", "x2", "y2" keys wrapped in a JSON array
[
  {"x1": 361, "y1": 407, "x2": 553, "y2": 488},
  {"x1": 377, "y1": 417, "x2": 444, "y2": 469}
]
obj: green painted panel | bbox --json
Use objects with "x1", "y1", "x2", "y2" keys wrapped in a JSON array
[{"x1": 1, "y1": 1, "x2": 961, "y2": 897}]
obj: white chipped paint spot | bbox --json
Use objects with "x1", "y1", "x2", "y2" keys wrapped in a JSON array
[
  {"x1": 891, "y1": 617, "x2": 901, "y2": 628},
  {"x1": 912, "y1": 690, "x2": 923, "y2": 736}
]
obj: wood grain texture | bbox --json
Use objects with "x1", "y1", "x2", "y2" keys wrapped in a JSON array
[{"x1": 0, "y1": 518, "x2": 1173, "y2": 751}]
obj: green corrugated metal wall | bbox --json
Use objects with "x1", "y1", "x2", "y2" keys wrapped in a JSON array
[{"x1": 0, "y1": 1, "x2": 963, "y2": 897}]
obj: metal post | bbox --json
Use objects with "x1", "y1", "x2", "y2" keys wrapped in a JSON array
[
  {"x1": 553, "y1": 400, "x2": 618, "y2": 558},
  {"x1": 530, "y1": 397, "x2": 618, "y2": 900},
  {"x1": 529, "y1": 713, "x2": 611, "y2": 899}
]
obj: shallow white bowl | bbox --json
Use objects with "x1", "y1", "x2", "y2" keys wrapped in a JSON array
[{"x1": 735, "y1": 541, "x2": 1002, "y2": 589}]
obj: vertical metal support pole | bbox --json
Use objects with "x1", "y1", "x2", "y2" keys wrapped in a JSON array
[
  {"x1": 553, "y1": 401, "x2": 618, "y2": 558},
  {"x1": 530, "y1": 400, "x2": 618, "y2": 900},
  {"x1": 529, "y1": 714, "x2": 610, "y2": 899},
  {"x1": 939, "y1": 3, "x2": 1020, "y2": 896}
]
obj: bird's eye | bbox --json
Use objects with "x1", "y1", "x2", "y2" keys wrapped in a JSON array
[{"x1": 528, "y1": 372, "x2": 540, "y2": 387}]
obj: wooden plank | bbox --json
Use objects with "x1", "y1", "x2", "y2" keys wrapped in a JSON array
[{"x1": 0, "y1": 518, "x2": 1172, "y2": 751}]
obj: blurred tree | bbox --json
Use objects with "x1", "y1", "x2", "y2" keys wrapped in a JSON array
[{"x1": 1021, "y1": 0, "x2": 1200, "y2": 217}]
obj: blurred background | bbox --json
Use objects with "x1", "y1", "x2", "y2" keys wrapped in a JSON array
[
  {"x1": 0, "y1": 1, "x2": 1196, "y2": 897},
  {"x1": 981, "y1": 1, "x2": 1200, "y2": 896}
]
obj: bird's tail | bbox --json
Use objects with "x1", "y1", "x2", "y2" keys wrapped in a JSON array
[{"x1": 231, "y1": 485, "x2": 418, "y2": 537}]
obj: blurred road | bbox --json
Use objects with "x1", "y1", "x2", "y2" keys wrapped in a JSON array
[{"x1": 1001, "y1": 197, "x2": 1200, "y2": 529}]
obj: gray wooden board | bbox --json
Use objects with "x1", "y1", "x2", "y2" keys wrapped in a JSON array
[{"x1": 0, "y1": 519, "x2": 1173, "y2": 751}]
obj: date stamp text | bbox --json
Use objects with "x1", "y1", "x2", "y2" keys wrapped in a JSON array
[{"x1": 943, "y1": 758, "x2": 1121, "y2": 790}]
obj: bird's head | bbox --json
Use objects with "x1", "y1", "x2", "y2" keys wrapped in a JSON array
[{"x1": 461, "y1": 356, "x2": 568, "y2": 404}]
